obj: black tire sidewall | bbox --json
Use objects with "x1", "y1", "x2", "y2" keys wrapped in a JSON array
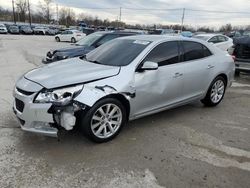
[
  {"x1": 71, "y1": 37, "x2": 76, "y2": 43},
  {"x1": 203, "y1": 76, "x2": 226, "y2": 106},
  {"x1": 81, "y1": 98, "x2": 127, "y2": 143}
]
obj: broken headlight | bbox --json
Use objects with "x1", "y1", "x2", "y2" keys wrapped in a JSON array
[{"x1": 34, "y1": 85, "x2": 83, "y2": 105}]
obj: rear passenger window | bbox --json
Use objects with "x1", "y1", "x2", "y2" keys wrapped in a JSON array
[
  {"x1": 182, "y1": 41, "x2": 212, "y2": 61},
  {"x1": 143, "y1": 41, "x2": 179, "y2": 66}
]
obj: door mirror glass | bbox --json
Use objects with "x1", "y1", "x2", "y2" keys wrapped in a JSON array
[{"x1": 140, "y1": 61, "x2": 158, "y2": 71}]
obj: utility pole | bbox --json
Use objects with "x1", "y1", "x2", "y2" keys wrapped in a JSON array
[
  {"x1": 119, "y1": 7, "x2": 122, "y2": 22},
  {"x1": 56, "y1": 4, "x2": 59, "y2": 25},
  {"x1": 181, "y1": 8, "x2": 185, "y2": 32},
  {"x1": 12, "y1": 0, "x2": 16, "y2": 24},
  {"x1": 119, "y1": 7, "x2": 122, "y2": 28},
  {"x1": 27, "y1": 0, "x2": 31, "y2": 26}
]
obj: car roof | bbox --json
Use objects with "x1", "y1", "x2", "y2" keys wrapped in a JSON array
[
  {"x1": 118, "y1": 35, "x2": 184, "y2": 42},
  {"x1": 195, "y1": 33, "x2": 226, "y2": 38}
]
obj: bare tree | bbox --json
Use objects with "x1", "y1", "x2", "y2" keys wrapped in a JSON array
[
  {"x1": 15, "y1": 0, "x2": 28, "y2": 22},
  {"x1": 59, "y1": 8, "x2": 76, "y2": 26},
  {"x1": 39, "y1": 0, "x2": 52, "y2": 24}
]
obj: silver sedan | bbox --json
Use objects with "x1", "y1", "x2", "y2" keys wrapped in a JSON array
[{"x1": 13, "y1": 35, "x2": 235, "y2": 142}]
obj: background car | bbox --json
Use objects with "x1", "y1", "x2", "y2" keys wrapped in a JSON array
[
  {"x1": 0, "y1": 23, "x2": 7, "y2": 34},
  {"x1": 230, "y1": 36, "x2": 250, "y2": 76},
  {"x1": 193, "y1": 34, "x2": 233, "y2": 51},
  {"x1": 8, "y1": 25, "x2": 19, "y2": 34},
  {"x1": 19, "y1": 25, "x2": 33, "y2": 34},
  {"x1": 33, "y1": 26, "x2": 48, "y2": 35},
  {"x1": 46, "y1": 27, "x2": 59, "y2": 35},
  {"x1": 44, "y1": 31, "x2": 138, "y2": 63},
  {"x1": 181, "y1": 31, "x2": 193, "y2": 37},
  {"x1": 55, "y1": 30, "x2": 86, "y2": 43}
]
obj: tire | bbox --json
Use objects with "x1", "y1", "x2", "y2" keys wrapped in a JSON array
[
  {"x1": 201, "y1": 76, "x2": 226, "y2": 107},
  {"x1": 71, "y1": 37, "x2": 76, "y2": 43},
  {"x1": 55, "y1": 37, "x2": 60, "y2": 42},
  {"x1": 235, "y1": 70, "x2": 240, "y2": 77},
  {"x1": 80, "y1": 98, "x2": 127, "y2": 143}
]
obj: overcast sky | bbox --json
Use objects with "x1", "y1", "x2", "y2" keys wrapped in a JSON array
[{"x1": 1, "y1": 0, "x2": 250, "y2": 27}]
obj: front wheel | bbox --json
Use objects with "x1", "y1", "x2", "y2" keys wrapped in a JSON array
[
  {"x1": 55, "y1": 37, "x2": 60, "y2": 42},
  {"x1": 80, "y1": 98, "x2": 127, "y2": 143},
  {"x1": 71, "y1": 37, "x2": 76, "y2": 43},
  {"x1": 201, "y1": 76, "x2": 226, "y2": 107}
]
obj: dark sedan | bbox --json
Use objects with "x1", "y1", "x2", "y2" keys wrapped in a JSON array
[
  {"x1": 42, "y1": 31, "x2": 138, "y2": 64},
  {"x1": 8, "y1": 25, "x2": 19, "y2": 34},
  {"x1": 19, "y1": 25, "x2": 33, "y2": 34}
]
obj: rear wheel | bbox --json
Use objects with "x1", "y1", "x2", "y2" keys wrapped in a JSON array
[
  {"x1": 201, "y1": 76, "x2": 226, "y2": 107},
  {"x1": 80, "y1": 98, "x2": 126, "y2": 143},
  {"x1": 71, "y1": 37, "x2": 76, "y2": 43},
  {"x1": 55, "y1": 37, "x2": 60, "y2": 42}
]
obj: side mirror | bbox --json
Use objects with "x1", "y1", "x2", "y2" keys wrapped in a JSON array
[{"x1": 140, "y1": 61, "x2": 158, "y2": 71}]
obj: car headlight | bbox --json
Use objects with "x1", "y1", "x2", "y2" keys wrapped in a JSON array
[
  {"x1": 62, "y1": 55, "x2": 68, "y2": 59},
  {"x1": 34, "y1": 85, "x2": 83, "y2": 105}
]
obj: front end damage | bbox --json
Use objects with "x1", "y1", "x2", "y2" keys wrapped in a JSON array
[{"x1": 13, "y1": 76, "x2": 135, "y2": 138}]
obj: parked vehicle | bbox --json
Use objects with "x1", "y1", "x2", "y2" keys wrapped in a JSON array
[
  {"x1": 149, "y1": 29, "x2": 175, "y2": 35},
  {"x1": 43, "y1": 31, "x2": 137, "y2": 63},
  {"x1": 19, "y1": 25, "x2": 33, "y2": 34},
  {"x1": 193, "y1": 34, "x2": 233, "y2": 51},
  {"x1": 80, "y1": 27, "x2": 95, "y2": 35},
  {"x1": 181, "y1": 31, "x2": 193, "y2": 38},
  {"x1": 13, "y1": 35, "x2": 235, "y2": 142},
  {"x1": 229, "y1": 36, "x2": 250, "y2": 75},
  {"x1": 0, "y1": 23, "x2": 7, "y2": 34},
  {"x1": 8, "y1": 25, "x2": 19, "y2": 34},
  {"x1": 97, "y1": 26, "x2": 106, "y2": 31},
  {"x1": 225, "y1": 31, "x2": 242, "y2": 38},
  {"x1": 55, "y1": 30, "x2": 86, "y2": 43},
  {"x1": 46, "y1": 27, "x2": 59, "y2": 35},
  {"x1": 33, "y1": 26, "x2": 48, "y2": 35}
]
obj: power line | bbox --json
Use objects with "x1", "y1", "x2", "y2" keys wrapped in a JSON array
[{"x1": 186, "y1": 8, "x2": 250, "y2": 14}]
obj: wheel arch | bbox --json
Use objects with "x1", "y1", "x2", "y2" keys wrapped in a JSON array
[{"x1": 98, "y1": 94, "x2": 131, "y2": 120}]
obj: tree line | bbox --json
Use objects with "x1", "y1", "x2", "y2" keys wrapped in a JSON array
[{"x1": 1, "y1": 0, "x2": 250, "y2": 32}]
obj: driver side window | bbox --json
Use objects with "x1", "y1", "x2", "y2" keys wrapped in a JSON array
[{"x1": 143, "y1": 41, "x2": 179, "y2": 66}]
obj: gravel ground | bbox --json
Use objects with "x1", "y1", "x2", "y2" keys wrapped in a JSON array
[{"x1": 0, "y1": 35, "x2": 250, "y2": 188}]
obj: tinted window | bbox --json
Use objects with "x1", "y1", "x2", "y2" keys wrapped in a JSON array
[
  {"x1": 182, "y1": 41, "x2": 212, "y2": 61},
  {"x1": 218, "y1": 36, "x2": 227, "y2": 42},
  {"x1": 96, "y1": 34, "x2": 120, "y2": 46},
  {"x1": 143, "y1": 41, "x2": 179, "y2": 66},
  {"x1": 85, "y1": 39, "x2": 150, "y2": 66}
]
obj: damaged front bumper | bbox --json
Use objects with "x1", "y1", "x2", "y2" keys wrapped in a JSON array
[{"x1": 13, "y1": 87, "x2": 58, "y2": 137}]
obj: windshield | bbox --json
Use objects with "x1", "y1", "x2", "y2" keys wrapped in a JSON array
[
  {"x1": 193, "y1": 35, "x2": 210, "y2": 41},
  {"x1": 84, "y1": 39, "x2": 151, "y2": 66},
  {"x1": 243, "y1": 31, "x2": 250, "y2": 36},
  {"x1": 76, "y1": 32, "x2": 105, "y2": 46}
]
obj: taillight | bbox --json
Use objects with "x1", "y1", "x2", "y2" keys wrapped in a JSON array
[
  {"x1": 231, "y1": 55, "x2": 236, "y2": 62},
  {"x1": 76, "y1": 34, "x2": 81, "y2": 36}
]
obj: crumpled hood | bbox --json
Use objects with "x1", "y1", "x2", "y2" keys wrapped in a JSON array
[
  {"x1": 24, "y1": 58, "x2": 120, "y2": 89},
  {"x1": 54, "y1": 45, "x2": 92, "y2": 57}
]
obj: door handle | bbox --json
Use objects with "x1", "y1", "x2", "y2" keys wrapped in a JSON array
[
  {"x1": 207, "y1": 65, "x2": 215, "y2": 69},
  {"x1": 173, "y1": 72, "x2": 183, "y2": 78}
]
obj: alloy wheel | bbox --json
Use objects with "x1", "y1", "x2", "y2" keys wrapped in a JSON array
[
  {"x1": 91, "y1": 103, "x2": 122, "y2": 139},
  {"x1": 210, "y1": 80, "x2": 225, "y2": 103}
]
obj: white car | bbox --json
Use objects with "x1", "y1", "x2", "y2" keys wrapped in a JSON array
[
  {"x1": 33, "y1": 26, "x2": 48, "y2": 35},
  {"x1": 55, "y1": 30, "x2": 86, "y2": 43},
  {"x1": 0, "y1": 23, "x2": 7, "y2": 34},
  {"x1": 193, "y1": 34, "x2": 233, "y2": 51}
]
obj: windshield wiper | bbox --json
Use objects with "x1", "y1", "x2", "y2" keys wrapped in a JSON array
[{"x1": 88, "y1": 60, "x2": 102, "y2": 65}]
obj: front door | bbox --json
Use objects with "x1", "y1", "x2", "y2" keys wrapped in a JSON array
[{"x1": 131, "y1": 41, "x2": 184, "y2": 117}]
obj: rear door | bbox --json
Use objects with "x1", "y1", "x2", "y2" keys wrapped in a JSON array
[{"x1": 179, "y1": 41, "x2": 214, "y2": 100}]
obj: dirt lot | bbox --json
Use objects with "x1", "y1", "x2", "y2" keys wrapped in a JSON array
[{"x1": 0, "y1": 35, "x2": 250, "y2": 188}]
